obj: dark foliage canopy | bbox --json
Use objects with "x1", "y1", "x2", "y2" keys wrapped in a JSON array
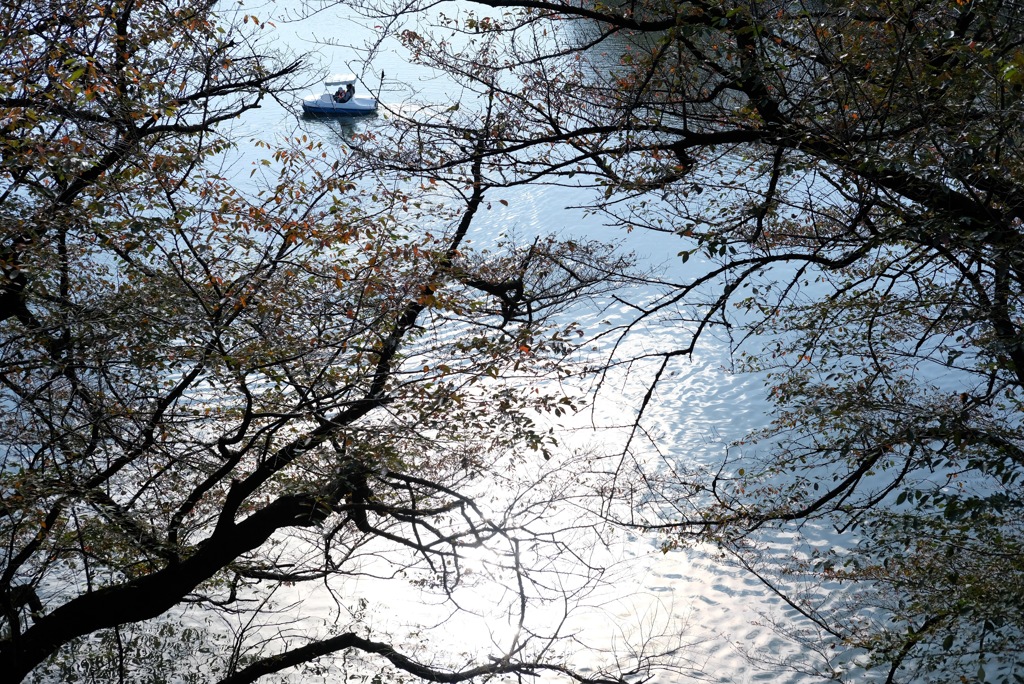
[{"x1": 0, "y1": 1, "x2": 641, "y2": 682}]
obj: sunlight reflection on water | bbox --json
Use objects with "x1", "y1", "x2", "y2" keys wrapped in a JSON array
[{"x1": 219, "y1": 3, "x2": 875, "y2": 682}]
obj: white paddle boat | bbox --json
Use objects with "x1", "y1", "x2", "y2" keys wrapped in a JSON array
[{"x1": 301, "y1": 74, "x2": 378, "y2": 116}]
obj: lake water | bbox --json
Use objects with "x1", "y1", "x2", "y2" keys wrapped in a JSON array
[{"x1": 223, "y1": 2, "x2": 874, "y2": 682}]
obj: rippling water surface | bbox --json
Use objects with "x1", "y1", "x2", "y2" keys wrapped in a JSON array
[{"x1": 223, "y1": 3, "x2": 868, "y2": 682}]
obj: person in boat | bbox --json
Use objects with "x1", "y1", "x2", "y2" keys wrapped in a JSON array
[{"x1": 333, "y1": 83, "x2": 355, "y2": 104}]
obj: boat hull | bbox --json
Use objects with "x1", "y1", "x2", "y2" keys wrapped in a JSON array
[{"x1": 302, "y1": 94, "x2": 378, "y2": 117}]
